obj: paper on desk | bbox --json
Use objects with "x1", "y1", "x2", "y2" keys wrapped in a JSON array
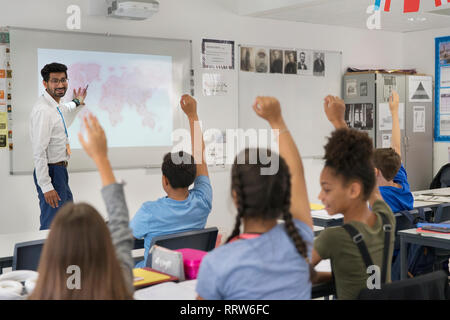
[
  {"x1": 413, "y1": 195, "x2": 450, "y2": 202},
  {"x1": 134, "y1": 281, "x2": 197, "y2": 300},
  {"x1": 315, "y1": 259, "x2": 332, "y2": 273},
  {"x1": 311, "y1": 209, "x2": 344, "y2": 220}
]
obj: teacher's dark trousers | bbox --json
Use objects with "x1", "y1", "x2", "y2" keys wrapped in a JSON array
[{"x1": 33, "y1": 164, "x2": 73, "y2": 230}]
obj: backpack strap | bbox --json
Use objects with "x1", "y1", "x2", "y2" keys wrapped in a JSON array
[
  {"x1": 342, "y1": 224, "x2": 374, "y2": 269},
  {"x1": 380, "y1": 214, "x2": 392, "y2": 284},
  {"x1": 343, "y1": 214, "x2": 392, "y2": 285}
]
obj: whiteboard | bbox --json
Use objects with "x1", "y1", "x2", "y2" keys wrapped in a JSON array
[
  {"x1": 9, "y1": 27, "x2": 192, "y2": 174},
  {"x1": 238, "y1": 47, "x2": 342, "y2": 158}
]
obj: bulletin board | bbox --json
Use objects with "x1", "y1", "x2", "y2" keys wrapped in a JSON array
[
  {"x1": 435, "y1": 35, "x2": 450, "y2": 141},
  {"x1": 238, "y1": 44, "x2": 342, "y2": 158}
]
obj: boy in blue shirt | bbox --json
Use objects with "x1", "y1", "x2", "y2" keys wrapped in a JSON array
[
  {"x1": 373, "y1": 91, "x2": 413, "y2": 213},
  {"x1": 130, "y1": 95, "x2": 212, "y2": 268}
]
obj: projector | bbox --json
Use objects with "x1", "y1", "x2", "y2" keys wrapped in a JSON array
[{"x1": 107, "y1": 0, "x2": 159, "y2": 20}]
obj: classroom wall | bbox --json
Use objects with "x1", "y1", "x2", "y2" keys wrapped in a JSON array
[
  {"x1": 403, "y1": 27, "x2": 450, "y2": 177},
  {"x1": 0, "y1": 0, "x2": 404, "y2": 235}
]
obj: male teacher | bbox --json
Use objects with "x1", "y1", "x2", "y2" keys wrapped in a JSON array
[{"x1": 30, "y1": 62, "x2": 88, "y2": 230}]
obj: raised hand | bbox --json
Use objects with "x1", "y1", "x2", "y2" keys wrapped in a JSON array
[
  {"x1": 323, "y1": 95, "x2": 346, "y2": 129},
  {"x1": 252, "y1": 96, "x2": 283, "y2": 125},
  {"x1": 180, "y1": 94, "x2": 197, "y2": 119},
  {"x1": 73, "y1": 85, "x2": 88, "y2": 105},
  {"x1": 78, "y1": 113, "x2": 107, "y2": 162},
  {"x1": 389, "y1": 90, "x2": 399, "y2": 115}
]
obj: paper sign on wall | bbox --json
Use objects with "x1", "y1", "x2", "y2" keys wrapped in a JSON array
[
  {"x1": 413, "y1": 106, "x2": 426, "y2": 133},
  {"x1": 0, "y1": 112, "x2": 8, "y2": 148},
  {"x1": 202, "y1": 39, "x2": 234, "y2": 70},
  {"x1": 346, "y1": 79, "x2": 357, "y2": 97},
  {"x1": 202, "y1": 73, "x2": 228, "y2": 96},
  {"x1": 383, "y1": 76, "x2": 397, "y2": 102},
  {"x1": 409, "y1": 76, "x2": 432, "y2": 102},
  {"x1": 381, "y1": 133, "x2": 391, "y2": 148},
  {"x1": 378, "y1": 103, "x2": 405, "y2": 131}
]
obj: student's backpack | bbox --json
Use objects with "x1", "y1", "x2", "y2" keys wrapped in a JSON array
[
  {"x1": 430, "y1": 163, "x2": 450, "y2": 189},
  {"x1": 390, "y1": 209, "x2": 438, "y2": 281}
]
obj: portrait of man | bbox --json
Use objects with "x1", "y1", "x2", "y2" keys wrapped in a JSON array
[
  {"x1": 270, "y1": 49, "x2": 283, "y2": 74},
  {"x1": 240, "y1": 47, "x2": 255, "y2": 72},
  {"x1": 313, "y1": 51, "x2": 325, "y2": 76},
  {"x1": 284, "y1": 50, "x2": 297, "y2": 74},
  {"x1": 298, "y1": 51, "x2": 308, "y2": 70},
  {"x1": 255, "y1": 48, "x2": 268, "y2": 73}
]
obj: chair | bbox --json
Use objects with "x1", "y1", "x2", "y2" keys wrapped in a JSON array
[
  {"x1": 133, "y1": 238, "x2": 145, "y2": 249},
  {"x1": 12, "y1": 239, "x2": 45, "y2": 271},
  {"x1": 358, "y1": 270, "x2": 450, "y2": 300},
  {"x1": 430, "y1": 163, "x2": 450, "y2": 189},
  {"x1": 393, "y1": 207, "x2": 432, "y2": 252},
  {"x1": 434, "y1": 203, "x2": 450, "y2": 223},
  {"x1": 145, "y1": 227, "x2": 218, "y2": 267}
]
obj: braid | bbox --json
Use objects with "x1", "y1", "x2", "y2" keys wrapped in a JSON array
[
  {"x1": 282, "y1": 176, "x2": 316, "y2": 282},
  {"x1": 226, "y1": 167, "x2": 245, "y2": 243}
]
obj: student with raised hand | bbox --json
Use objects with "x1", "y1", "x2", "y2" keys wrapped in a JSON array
[
  {"x1": 323, "y1": 93, "x2": 413, "y2": 213},
  {"x1": 29, "y1": 114, "x2": 134, "y2": 300},
  {"x1": 196, "y1": 97, "x2": 314, "y2": 300},
  {"x1": 130, "y1": 94, "x2": 212, "y2": 268},
  {"x1": 312, "y1": 97, "x2": 395, "y2": 300},
  {"x1": 374, "y1": 91, "x2": 413, "y2": 212}
]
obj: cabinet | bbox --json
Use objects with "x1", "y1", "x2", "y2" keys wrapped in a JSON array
[{"x1": 343, "y1": 72, "x2": 433, "y2": 191}]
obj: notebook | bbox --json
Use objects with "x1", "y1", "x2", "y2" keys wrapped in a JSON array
[
  {"x1": 310, "y1": 203, "x2": 325, "y2": 211},
  {"x1": 133, "y1": 267, "x2": 178, "y2": 289}
]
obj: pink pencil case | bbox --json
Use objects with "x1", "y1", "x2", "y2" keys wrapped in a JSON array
[{"x1": 174, "y1": 248, "x2": 208, "y2": 280}]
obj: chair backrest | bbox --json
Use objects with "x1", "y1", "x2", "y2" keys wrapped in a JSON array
[
  {"x1": 12, "y1": 239, "x2": 45, "y2": 271},
  {"x1": 358, "y1": 270, "x2": 450, "y2": 300},
  {"x1": 434, "y1": 203, "x2": 450, "y2": 223},
  {"x1": 146, "y1": 227, "x2": 218, "y2": 267},
  {"x1": 430, "y1": 163, "x2": 450, "y2": 189},
  {"x1": 393, "y1": 207, "x2": 433, "y2": 253}
]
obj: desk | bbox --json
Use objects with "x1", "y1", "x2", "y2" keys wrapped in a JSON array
[
  {"x1": 0, "y1": 230, "x2": 144, "y2": 274},
  {"x1": 413, "y1": 187, "x2": 450, "y2": 196},
  {"x1": 135, "y1": 260, "x2": 332, "y2": 300},
  {"x1": 413, "y1": 187, "x2": 450, "y2": 208},
  {"x1": 311, "y1": 210, "x2": 343, "y2": 228},
  {"x1": 399, "y1": 228, "x2": 450, "y2": 280},
  {"x1": 314, "y1": 226, "x2": 324, "y2": 236}
]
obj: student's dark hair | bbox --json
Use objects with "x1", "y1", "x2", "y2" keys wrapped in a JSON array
[
  {"x1": 324, "y1": 128, "x2": 375, "y2": 200},
  {"x1": 227, "y1": 148, "x2": 315, "y2": 281},
  {"x1": 161, "y1": 151, "x2": 196, "y2": 189},
  {"x1": 373, "y1": 148, "x2": 401, "y2": 181},
  {"x1": 41, "y1": 63, "x2": 68, "y2": 82}
]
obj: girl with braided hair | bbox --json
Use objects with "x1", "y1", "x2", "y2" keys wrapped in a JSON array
[{"x1": 196, "y1": 97, "x2": 314, "y2": 300}]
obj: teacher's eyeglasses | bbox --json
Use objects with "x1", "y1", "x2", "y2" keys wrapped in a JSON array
[{"x1": 48, "y1": 78, "x2": 69, "y2": 85}]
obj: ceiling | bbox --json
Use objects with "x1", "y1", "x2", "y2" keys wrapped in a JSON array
[{"x1": 216, "y1": 0, "x2": 450, "y2": 33}]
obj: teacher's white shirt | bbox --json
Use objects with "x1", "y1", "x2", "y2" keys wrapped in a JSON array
[{"x1": 29, "y1": 90, "x2": 82, "y2": 193}]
